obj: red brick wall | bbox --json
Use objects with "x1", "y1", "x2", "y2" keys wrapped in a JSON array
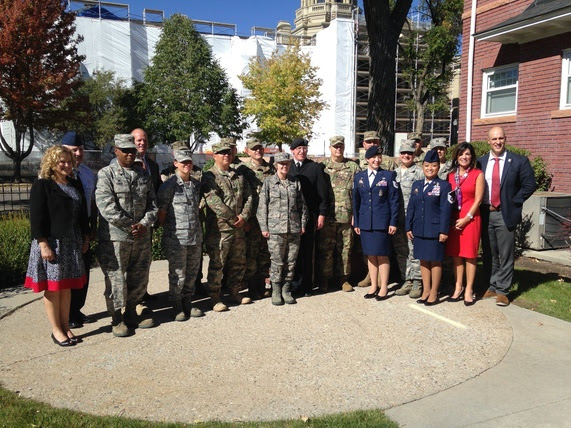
[{"x1": 459, "y1": 0, "x2": 571, "y2": 191}]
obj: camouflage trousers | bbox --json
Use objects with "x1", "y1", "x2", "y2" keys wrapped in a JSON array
[
  {"x1": 163, "y1": 238, "x2": 202, "y2": 304},
  {"x1": 205, "y1": 228, "x2": 246, "y2": 295},
  {"x1": 316, "y1": 220, "x2": 353, "y2": 279},
  {"x1": 391, "y1": 226, "x2": 421, "y2": 281},
  {"x1": 268, "y1": 233, "x2": 300, "y2": 285},
  {"x1": 99, "y1": 237, "x2": 152, "y2": 313},
  {"x1": 244, "y1": 217, "x2": 270, "y2": 281}
]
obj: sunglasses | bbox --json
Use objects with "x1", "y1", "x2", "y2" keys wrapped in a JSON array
[
  {"x1": 216, "y1": 150, "x2": 231, "y2": 155},
  {"x1": 117, "y1": 148, "x2": 137, "y2": 154}
]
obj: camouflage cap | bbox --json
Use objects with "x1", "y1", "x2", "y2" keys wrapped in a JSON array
[
  {"x1": 428, "y1": 137, "x2": 447, "y2": 150},
  {"x1": 171, "y1": 140, "x2": 190, "y2": 151},
  {"x1": 212, "y1": 141, "x2": 232, "y2": 153},
  {"x1": 220, "y1": 137, "x2": 237, "y2": 146},
  {"x1": 329, "y1": 135, "x2": 345, "y2": 146},
  {"x1": 114, "y1": 134, "x2": 136, "y2": 149},
  {"x1": 363, "y1": 131, "x2": 379, "y2": 141},
  {"x1": 407, "y1": 132, "x2": 422, "y2": 141},
  {"x1": 174, "y1": 149, "x2": 193, "y2": 162},
  {"x1": 274, "y1": 152, "x2": 290, "y2": 163},
  {"x1": 246, "y1": 138, "x2": 264, "y2": 150},
  {"x1": 400, "y1": 139, "x2": 416, "y2": 153}
]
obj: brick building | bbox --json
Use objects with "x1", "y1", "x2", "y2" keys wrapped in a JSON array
[{"x1": 459, "y1": 0, "x2": 571, "y2": 191}]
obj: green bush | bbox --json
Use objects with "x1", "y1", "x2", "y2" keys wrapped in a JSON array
[
  {"x1": 0, "y1": 212, "x2": 31, "y2": 288},
  {"x1": 151, "y1": 226, "x2": 164, "y2": 260},
  {"x1": 448, "y1": 141, "x2": 552, "y2": 191}
]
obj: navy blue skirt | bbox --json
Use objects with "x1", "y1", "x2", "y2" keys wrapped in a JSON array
[
  {"x1": 360, "y1": 229, "x2": 391, "y2": 256},
  {"x1": 413, "y1": 236, "x2": 445, "y2": 262}
]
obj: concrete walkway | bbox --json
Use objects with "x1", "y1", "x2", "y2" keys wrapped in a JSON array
[{"x1": 0, "y1": 253, "x2": 569, "y2": 426}]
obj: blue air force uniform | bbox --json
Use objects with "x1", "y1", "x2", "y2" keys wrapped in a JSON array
[
  {"x1": 352, "y1": 168, "x2": 399, "y2": 256},
  {"x1": 405, "y1": 178, "x2": 453, "y2": 262}
]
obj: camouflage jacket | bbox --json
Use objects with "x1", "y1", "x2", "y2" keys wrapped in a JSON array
[
  {"x1": 157, "y1": 173, "x2": 202, "y2": 246},
  {"x1": 257, "y1": 174, "x2": 308, "y2": 234},
  {"x1": 236, "y1": 158, "x2": 274, "y2": 212},
  {"x1": 96, "y1": 162, "x2": 157, "y2": 242},
  {"x1": 438, "y1": 161, "x2": 453, "y2": 180},
  {"x1": 201, "y1": 165, "x2": 253, "y2": 233},
  {"x1": 395, "y1": 162, "x2": 424, "y2": 224},
  {"x1": 322, "y1": 158, "x2": 360, "y2": 223}
]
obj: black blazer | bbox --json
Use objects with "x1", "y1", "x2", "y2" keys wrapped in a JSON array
[
  {"x1": 477, "y1": 151, "x2": 536, "y2": 229},
  {"x1": 145, "y1": 156, "x2": 161, "y2": 194},
  {"x1": 288, "y1": 158, "x2": 328, "y2": 217},
  {"x1": 30, "y1": 178, "x2": 89, "y2": 239}
]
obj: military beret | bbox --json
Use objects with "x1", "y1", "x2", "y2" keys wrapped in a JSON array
[
  {"x1": 246, "y1": 138, "x2": 264, "y2": 150},
  {"x1": 329, "y1": 135, "x2": 345, "y2": 146},
  {"x1": 407, "y1": 132, "x2": 422, "y2": 141},
  {"x1": 61, "y1": 131, "x2": 83, "y2": 147},
  {"x1": 428, "y1": 137, "x2": 447, "y2": 150},
  {"x1": 365, "y1": 145, "x2": 382, "y2": 159},
  {"x1": 114, "y1": 134, "x2": 136, "y2": 149},
  {"x1": 274, "y1": 152, "x2": 290, "y2": 163},
  {"x1": 423, "y1": 149, "x2": 440, "y2": 164},
  {"x1": 174, "y1": 149, "x2": 193, "y2": 162},
  {"x1": 220, "y1": 137, "x2": 237, "y2": 146},
  {"x1": 400, "y1": 140, "x2": 416, "y2": 153},
  {"x1": 290, "y1": 138, "x2": 308, "y2": 150},
  {"x1": 212, "y1": 141, "x2": 232, "y2": 153},
  {"x1": 363, "y1": 131, "x2": 379, "y2": 141}
]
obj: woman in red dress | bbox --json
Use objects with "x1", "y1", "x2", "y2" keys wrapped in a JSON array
[{"x1": 446, "y1": 143, "x2": 484, "y2": 306}]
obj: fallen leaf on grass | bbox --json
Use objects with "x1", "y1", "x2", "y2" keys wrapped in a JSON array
[{"x1": 550, "y1": 299, "x2": 557, "y2": 303}]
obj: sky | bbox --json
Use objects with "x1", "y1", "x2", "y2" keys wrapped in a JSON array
[{"x1": 121, "y1": 1, "x2": 305, "y2": 37}]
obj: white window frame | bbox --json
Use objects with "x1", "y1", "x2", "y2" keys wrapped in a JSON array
[
  {"x1": 481, "y1": 64, "x2": 519, "y2": 118},
  {"x1": 560, "y1": 50, "x2": 571, "y2": 110}
]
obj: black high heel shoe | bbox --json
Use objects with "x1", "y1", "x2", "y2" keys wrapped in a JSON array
[
  {"x1": 375, "y1": 293, "x2": 389, "y2": 301},
  {"x1": 448, "y1": 291, "x2": 464, "y2": 302},
  {"x1": 364, "y1": 289, "x2": 379, "y2": 299},
  {"x1": 416, "y1": 297, "x2": 428, "y2": 304},
  {"x1": 424, "y1": 299, "x2": 440, "y2": 306},
  {"x1": 51, "y1": 333, "x2": 75, "y2": 347}
]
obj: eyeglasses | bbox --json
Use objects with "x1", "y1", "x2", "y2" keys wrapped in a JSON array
[
  {"x1": 250, "y1": 146, "x2": 264, "y2": 151},
  {"x1": 117, "y1": 148, "x2": 137, "y2": 154},
  {"x1": 332, "y1": 145, "x2": 344, "y2": 150},
  {"x1": 400, "y1": 152, "x2": 413, "y2": 156},
  {"x1": 216, "y1": 150, "x2": 231, "y2": 155}
]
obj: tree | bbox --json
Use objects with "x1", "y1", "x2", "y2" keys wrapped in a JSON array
[
  {"x1": 400, "y1": 0, "x2": 462, "y2": 135},
  {"x1": 239, "y1": 42, "x2": 326, "y2": 150},
  {"x1": 363, "y1": 0, "x2": 413, "y2": 154},
  {"x1": 0, "y1": 0, "x2": 84, "y2": 181},
  {"x1": 64, "y1": 69, "x2": 130, "y2": 148},
  {"x1": 139, "y1": 14, "x2": 245, "y2": 146}
]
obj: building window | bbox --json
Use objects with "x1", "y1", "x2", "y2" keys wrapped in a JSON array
[
  {"x1": 481, "y1": 65, "x2": 518, "y2": 117},
  {"x1": 560, "y1": 50, "x2": 571, "y2": 110}
]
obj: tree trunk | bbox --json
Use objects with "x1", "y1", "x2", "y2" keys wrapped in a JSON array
[
  {"x1": 12, "y1": 158, "x2": 22, "y2": 184},
  {"x1": 363, "y1": 0, "x2": 413, "y2": 155}
]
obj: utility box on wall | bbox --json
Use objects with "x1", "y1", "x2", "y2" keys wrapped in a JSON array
[{"x1": 521, "y1": 192, "x2": 571, "y2": 250}]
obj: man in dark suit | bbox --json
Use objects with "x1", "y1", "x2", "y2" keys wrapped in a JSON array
[
  {"x1": 288, "y1": 137, "x2": 329, "y2": 296},
  {"x1": 478, "y1": 127, "x2": 536, "y2": 306}
]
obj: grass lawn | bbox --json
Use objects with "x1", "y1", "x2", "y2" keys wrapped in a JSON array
[
  {"x1": 0, "y1": 387, "x2": 398, "y2": 428},
  {"x1": 511, "y1": 266, "x2": 571, "y2": 322}
]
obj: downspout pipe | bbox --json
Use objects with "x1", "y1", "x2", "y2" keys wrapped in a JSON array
[{"x1": 466, "y1": 0, "x2": 478, "y2": 141}]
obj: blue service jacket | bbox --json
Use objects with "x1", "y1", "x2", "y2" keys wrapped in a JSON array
[
  {"x1": 352, "y1": 169, "x2": 399, "y2": 231},
  {"x1": 405, "y1": 178, "x2": 453, "y2": 238}
]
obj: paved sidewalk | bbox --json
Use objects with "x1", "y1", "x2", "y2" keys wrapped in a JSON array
[{"x1": 0, "y1": 255, "x2": 569, "y2": 426}]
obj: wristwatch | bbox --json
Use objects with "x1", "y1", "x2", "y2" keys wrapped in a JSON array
[{"x1": 467, "y1": 213, "x2": 474, "y2": 220}]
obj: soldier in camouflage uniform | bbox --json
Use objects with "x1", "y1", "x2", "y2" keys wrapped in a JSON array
[
  {"x1": 202, "y1": 141, "x2": 254, "y2": 312},
  {"x1": 408, "y1": 132, "x2": 426, "y2": 165},
  {"x1": 236, "y1": 138, "x2": 274, "y2": 299},
  {"x1": 96, "y1": 134, "x2": 158, "y2": 337},
  {"x1": 392, "y1": 140, "x2": 424, "y2": 298},
  {"x1": 157, "y1": 148, "x2": 204, "y2": 321},
  {"x1": 428, "y1": 137, "x2": 453, "y2": 180},
  {"x1": 317, "y1": 135, "x2": 361, "y2": 292},
  {"x1": 257, "y1": 152, "x2": 308, "y2": 305}
]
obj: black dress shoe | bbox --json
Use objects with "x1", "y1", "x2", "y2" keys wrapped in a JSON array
[
  {"x1": 68, "y1": 320, "x2": 83, "y2": 329},
  {"x1": 416, "y1": 298, "x2": 428, "y2": 304},
  {"x1": 364, "y1": 290, "x2": 379, "y2": 299},
  {"x1": 375, "y1": 293, "x2": 389, "y2": 301},
  {"x1": 67, "y1": 335, "x2": 82, "y2": 344},
  {"x1": 51, "y1": 333, "x2": 75, "y2": 347},
  {"x1": 424, "y1": 299, "x2": 440, "y2": 306}
]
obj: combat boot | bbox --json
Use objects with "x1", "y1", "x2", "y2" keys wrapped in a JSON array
[
  {"x1": 409, "y1": 280, "x2": 423, "y2": 299},
  {"x1": 183, "y1": 300, "x2": 204, "y2": 318},
  {"x1": 341, "y1": 276, "x2": 354, "y2": 292},
  {"x1": 111, "y1": 310, "x2": 129, "y2": 337},
  {"x1": 282, "y1": 282, "x2": 297, "y2": 305},
  {"x1": 357, "y1": 272, "x2": 371, "y2": 287},
  {"x1": 173, "y1": 300, "x2": 188, "y2": 322},
  {"x1": 229, "y1": 287, "x2": 252, "y2": 305},
  {"x1": 271, "y1": 282, "x2": 284, "y2": 306},
  {"x1": 137, "y1": 305, "x2": 155, "y2": 328},
  {"x1": 210, "y1": 293, "x2": 228, "y2": 312},
  {"x1": 396, "y1": 280, "x2": 413, "y2": 296}
]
